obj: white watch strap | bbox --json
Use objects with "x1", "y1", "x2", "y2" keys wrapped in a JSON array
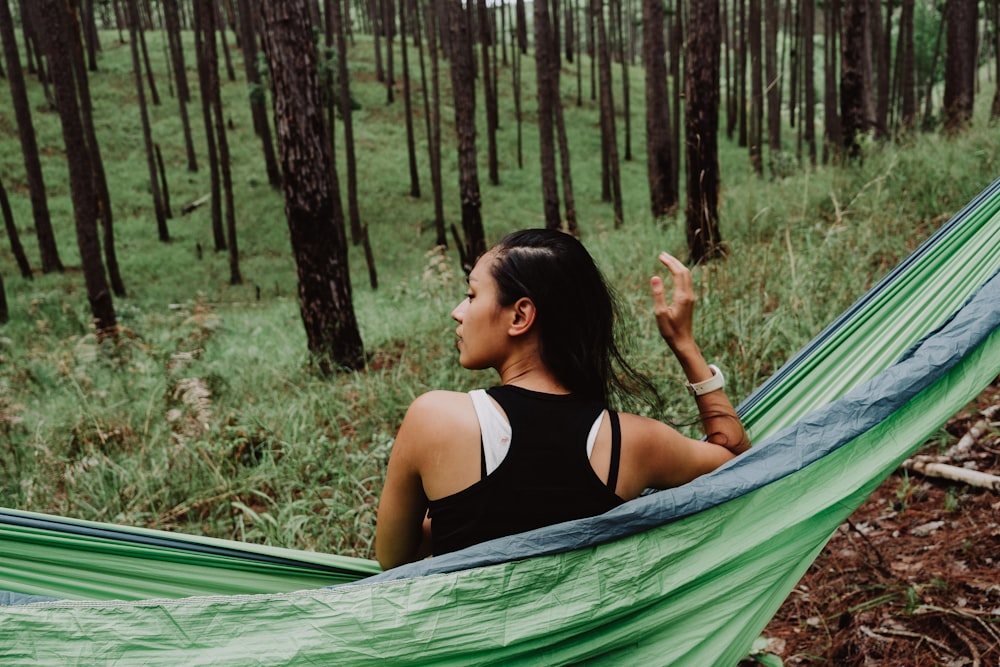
[{"x1": 686, "y1": 364, "x2": 725, "y2": 396}]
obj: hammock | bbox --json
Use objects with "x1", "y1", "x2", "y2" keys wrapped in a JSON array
[{"x1": 2, "y1": 176, "x2": 999, "y2": 665}]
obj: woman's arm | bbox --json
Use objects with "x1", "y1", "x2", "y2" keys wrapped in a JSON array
[
  {"x1": 375, "y1": 391, "x2": 480, "y2": 570},
  {"x1": 651, "y1": 251, "x2": 750, "y2": 455}
]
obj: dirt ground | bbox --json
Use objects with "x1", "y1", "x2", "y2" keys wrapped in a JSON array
[{"x1": 757, "y1": 378, "x2": 1000, "y2": 666}]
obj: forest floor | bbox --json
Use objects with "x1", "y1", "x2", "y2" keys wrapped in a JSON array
[{"x1": 758, "y1": 378, "x2": 1000, "y2": 666}]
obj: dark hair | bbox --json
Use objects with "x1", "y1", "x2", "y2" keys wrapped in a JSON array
[{"x1": 488, "y1": 229, "x2": 658, "y2": 406}]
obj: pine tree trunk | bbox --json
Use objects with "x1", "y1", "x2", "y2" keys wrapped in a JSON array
[
  {"x1": 823, "y1": 0, "x2": 841, "y2": 162},
  {"x1": 400, "y1": 0, "x2": 420, "y2": 197},
  {"x1": 765, "y1": 0, "x2": 781, "y2": 156},
  {"x1": 0, "y1": 174, "x2": 33, "y2": 279},
  {"x1": 613, "y1": 0, "x2": 631, "y2": 161},
  {"x1": 0, "y1": 0, "x2": 63, "y2": 273},
  {"x1": 737, "y1": 0, "x2": 747, "y2": 147},
  {"x1": 803, "y1": 0, "x2": 817, "y2": 164},
  {"x1": 686, "y1": 0, "x2": 725, "y2": 263},
  {"x1": 943, "y1": 0, "x2": 977, "y2": 131},
  {"x1": 874, "y1": 0, "x2": 892, "y2": 138},
  {"x1": 420, "y1": 0, "x2": 446, "y2": 244},
  {"x1": 36, "y1": 0, "x2": 117, "y2": 338},
  {"x1": 447, "y1": 0, "x2": 485, "y2": 269},
  {"x1": 67, "y1": 3, "x2": 126, "y2": 296},
  {"x1": 841, "y1": 0, "x2": 869, "y2": 158},
  {"x1": 237, "y1": 0, "x2": 282, "y2": 188},
  {"x1": 199, "y1": 0, "x2": 241, "y2": 284},
  {"x1": 332, "y1": 0, "x2": 363, "y2": 245},
  {"x1": 899, "y1": 0, "x2": 917, "y2": 130},
  {"x1": 749, "y1": 0, "x2": 764, "y2": 175},
  {"x1": 194, "y1": 1, "x2": 225, "y2": 251},
  {"x1": 479, "y1": 0, "x2": 499, "y2": 185},
  {"x1": 258, "y1": 0, "x2": 365, "y2": 372},
  {"x1": 643, "y1": 0, "x2": 676, "y2": 217},
  {"x1": 594, "y1": 0, "x2": 623, "y2": 226},
  {"x1": 534, "y1": 0, "x2": 562, "y2": 228},
  {"x1": 992, "y1": 0, "x2": 1000, "y2": 119},
  {"x1": 163, "y1": 0, "x2": 198, "y2": 171},
  {"x1": 128, "y1": 0, "x2": 169, "y2": 241}
]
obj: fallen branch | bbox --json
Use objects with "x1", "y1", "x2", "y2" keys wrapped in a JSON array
[
  {"x1": 900, "y1": 457, "x2": 1000, "y2": 491},
  {"x1": 181, "y1": 193, "x2": 211, "y2": 215},
  {"x1": 946, "y1": 403, "x2": 1000, "y2": 459}
]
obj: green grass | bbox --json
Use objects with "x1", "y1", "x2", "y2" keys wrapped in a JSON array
[{"x1": 0, "y1": 27, "x2": 997, "y2": 559}]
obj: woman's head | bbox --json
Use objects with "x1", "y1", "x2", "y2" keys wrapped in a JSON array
[{"x1": 484, "y1": 229, "x2": 651, "y2": 403}]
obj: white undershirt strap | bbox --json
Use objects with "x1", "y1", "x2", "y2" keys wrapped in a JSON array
[{"x1": 470, "y1": 389, "x2": 605, "y2": 476}]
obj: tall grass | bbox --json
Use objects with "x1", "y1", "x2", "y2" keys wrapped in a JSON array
[{"x1": 0, "y1": 28, "x2": 996, "y2": 559}]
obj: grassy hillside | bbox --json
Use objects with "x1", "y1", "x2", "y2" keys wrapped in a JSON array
[{"x1": 0, "y1": 28, "x2": 997, "y2": 558}]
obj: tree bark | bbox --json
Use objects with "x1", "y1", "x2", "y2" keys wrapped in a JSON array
[
  {"x1": 36, "y1": 0, "x2": 117, "y2": 337},
  {"x1": 128, "y1": 0, "x2": 169, "y2": 241},
  {"x1": 765, "y1": 0, "x2": 781, "y2": 155},
  {"x1": 841, "y1": 0, "x2": 870, "y2": 159},
  {"x1": 447, "y1": 0, "x2": 485, "y2": 270},
  {"x1": 198, "y1": 0, "x2": 241, "y2": 284},
  {"x1": 898, "y1": 0, "x2": 917, "y2": 131},
  {"x1": 163, "y1": 0, "x2": 198, "y2": 171},
  {"x1": 686, "y1": 0, "x2": 725, "y2": 263},
  {"x1": 194, "y1": 1, "x2": 226, "y2": 251},
  {"x1": 643, "y1": 0, "x2": 676, "y2": 217},
  {"x1": 748, "y1": 0, "x2": 764, "y2": 174},
  {"x1": 0, "y1": 174, "x2": 33, "y2": 279},
  {"x1": 420, "y1": 0, "x2": 446, "y2": 244},
  {"x1": 802, "y1": 0, "x2": 816, "y2": 164},
  {"x1": 400, "y1": 0, "x2": 421, "y2": 197},
  {"x1": 237, "y1": 0, "x2": 282, "y2": 188},
  {"x1": 943, "y1": 0, "x2": 977, "y2": 131},
  {"x1": 0, "y1": 0, "x2": 63, "y2": 273},
  {"x1": 534, "y1": 0, "x2": 562, "y2": 229},
  {"x1": 594, "y1": 0, "x2": 623, "y2": 226},
  {"x1": 257, "y1": 0, "x2": 365, "y2": 371},
  {"x1": 478, "y1": 0, "x2": 499, "y2": 184}
]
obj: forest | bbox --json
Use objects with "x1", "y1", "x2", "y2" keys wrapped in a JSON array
[{"x1": 1, "y1": 0, "x2": 999, "y2": 663}]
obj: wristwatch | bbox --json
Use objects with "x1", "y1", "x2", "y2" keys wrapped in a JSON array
[{"x1": 685, "y1": 364, "x2": 725, "y2": 396}]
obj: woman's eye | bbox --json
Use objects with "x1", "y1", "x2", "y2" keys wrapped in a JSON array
[{"x1": 466, "y1": 293, "x2": 475, "y2": 301}]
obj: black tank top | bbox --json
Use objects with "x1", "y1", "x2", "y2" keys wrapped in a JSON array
[{"x1": 428, "y1": 385, "x2": 624, "y2": 556}]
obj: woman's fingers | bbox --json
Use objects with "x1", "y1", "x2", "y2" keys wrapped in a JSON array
[{"x1": 651, "y1": 252, "x2": 695, "y2": 344}]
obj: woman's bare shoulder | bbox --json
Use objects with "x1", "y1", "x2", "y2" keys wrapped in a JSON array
[{"x1": 400, "y1": 390, "x2": 479, "y2": 436}]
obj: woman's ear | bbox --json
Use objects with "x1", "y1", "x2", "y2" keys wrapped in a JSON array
[{"x1": 508, "y1": 297, "x2": 537, "y2": 337}]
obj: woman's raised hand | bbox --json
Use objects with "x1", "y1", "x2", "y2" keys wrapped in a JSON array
[{"x1": 650, "y1": 252, "x2": 696, "y2": 353}]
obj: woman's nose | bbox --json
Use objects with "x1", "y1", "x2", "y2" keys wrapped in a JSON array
[{"x1": 451, "y1": 299, "x2": 468, "y2": 322}]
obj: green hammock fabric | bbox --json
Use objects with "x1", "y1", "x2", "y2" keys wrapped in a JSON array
[{"x1": 1, "y1": 177, "x2": 999, "y2": 665}]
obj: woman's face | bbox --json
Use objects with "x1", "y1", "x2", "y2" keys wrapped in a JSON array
[{"x1": 451, "y1": 252, "x2": 509, "y2": 370}]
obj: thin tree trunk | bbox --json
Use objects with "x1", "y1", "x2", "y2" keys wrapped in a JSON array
[
  {"x1": 737, "y1": 0, "x2": 747, "y2": 146},
  {"x1": 194, "y1": 1, "x2": 225, "y2": 251},
  {"x1": 128, "y1": 0, "x2": 169, "y2": 241},
  {"x1": 201, "y1": 0, "x2": 242, "y2": 284},
  {"x1": 841, "y1": 0, "x2": 870, "y2": 158},
  {"x1": 36, "y1": 0, "x2": 117, "y2": 337},
  {"x1": 237, "y1": 0, "x2": 282, "y2": 188},
  {"x1": 899, "y1": 0, "x2": 917, "y2": 130},
  {"x1": 400, "y1": 0, "x2": 420, "y2": 197},
  {"x1": 0, "y1": 0, "x2": 62, "y2": 272},
  {"x1": 686, "y1": 0, "x2": 725, "y2": 263},
  {"x1": 163, "y1": 0, "x2": 198, "y2": 171},
  {"x1": 943, "y1": 0, "x2": 977, "y2": 131},
  {"x1": 335, "y1": 0, "x2": 363, "y2": 244},
  {"x1": 613, "y1": 0, "x2": 631, "y2": 161},
  {"x1": 765, "y1": 0, "x2": 781, "y2": 156},
  {"x1": 803, "y1": 0, "x2": 816, "y2": 164},
  {"x1": 749, "y1": 0, "x2": 764, "y2": 174},
  {"x1": 922, "y1": 12, "x2": 944, "y2": 126},
  {"x1": 534, "y1": 0, "x2": 562, "y2": 228},
  {"x1": 643, "y1": 0, "x2": 676, "y2": 217},
  {"x1": 823, "y1": 0, "x2": 841, "y2": 161},
  {"x1": 67, "y1": 1, "x2": 126, "y2": 295},
  {"x1": 421, "y1": 0, "x2": 446, "y2": 244},
  {"x1": 447, "y1": 0, "x2": 485, "y2": 270},
  {"x1": 992, "y1": 0, "x2": 1000, "y2": 119},
  {"x1": 0, "y1": 174, "x2": 33, "y2": 279},
  {"x1": 594, "y1": 0, "x2": 623, "y2": 226},
  {"x1": 479, "y1": 0, "x2": 499, "y2": 184}
]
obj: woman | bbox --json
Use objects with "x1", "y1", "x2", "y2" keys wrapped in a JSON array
[{"x1": 375, "y1": 229, "x2": 750, "y2": 570}]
